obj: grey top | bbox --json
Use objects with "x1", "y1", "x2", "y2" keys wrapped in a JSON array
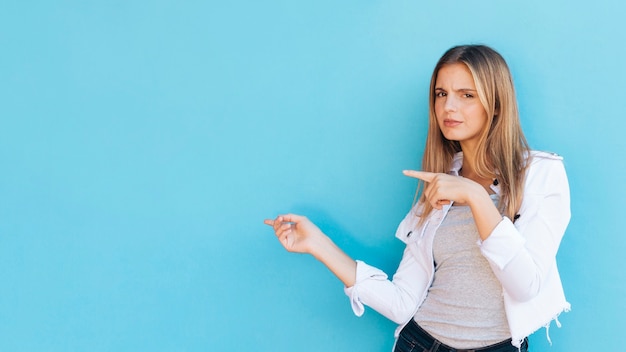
[{"x1": 414, "y1": 194, "x2": 511, "y2": 349}]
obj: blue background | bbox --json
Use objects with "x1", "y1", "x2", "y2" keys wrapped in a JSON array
[{"x1": 1, "y1": 1, "x2": 624, "y2": 351}]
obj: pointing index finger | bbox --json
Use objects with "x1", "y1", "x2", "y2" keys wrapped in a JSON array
[{"x1": 403, "y1": 170, "x2": 436, "y2": 182}]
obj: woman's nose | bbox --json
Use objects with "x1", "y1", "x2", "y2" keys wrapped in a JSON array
[{"x1": 444, "y1": 96, "x2": 457, "y2": 112}]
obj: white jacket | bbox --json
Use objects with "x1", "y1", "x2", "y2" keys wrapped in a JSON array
[{"x1": 344, "y1": 151, "x2": 571, "y2": 348}]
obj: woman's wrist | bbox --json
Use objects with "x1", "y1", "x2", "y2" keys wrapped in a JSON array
[
  {"x1": 466, "y1": 182, "x2": 491, "y2": 207},
  {"x1": 308, "y1": 232, "x2": 332, "y2": 258}
]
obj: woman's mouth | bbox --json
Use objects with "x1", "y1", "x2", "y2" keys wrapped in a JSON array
[{"x1": 443, "y1": 119, "x2": 462, "y2": 127}]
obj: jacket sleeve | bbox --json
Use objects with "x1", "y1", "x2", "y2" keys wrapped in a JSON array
[
  {"x1": 343, "y1": 209, "x2": 431, "y2": 324},
  {"x1": 478, "y1": 154, "x2": 571, "y2": 302},
  {"x1": 344, "y1": 249, "x2": 426, "y2": 324}
]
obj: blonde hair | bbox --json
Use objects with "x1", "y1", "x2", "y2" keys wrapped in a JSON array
[{"x1": 417, "y1": 45, "x2": 530, "y2": 222}]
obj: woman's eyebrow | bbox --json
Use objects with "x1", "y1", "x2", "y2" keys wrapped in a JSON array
[{"x1": 434, "y1": 87, "x2": 477, "y2": 92}]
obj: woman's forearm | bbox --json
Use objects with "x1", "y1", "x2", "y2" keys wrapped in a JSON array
[
  {"x1": 309, "y1": 235, "x2": 357, "y2": 287},
  {"x1": 468, "y1": 187, "x2": 504, "y2": 241}
]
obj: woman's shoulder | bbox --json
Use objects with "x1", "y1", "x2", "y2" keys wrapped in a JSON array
[
  {"x1": 524, "y1": 150, "x2": 568, "y2": 190},
  {"x1": 527, "y1": 150, "x2": 566, "y2": 169},
  {"x1": 528, "y1": 150, "x2": 564, "y2": 162}
]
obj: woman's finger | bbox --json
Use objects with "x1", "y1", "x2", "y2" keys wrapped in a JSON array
[
  {"x1": 419, "y1": 177, "x2": 451, "y2": 209},
  {"x1": 273, "y1": 216, "x2": 285, "y2": 231},
  {"x1": 403, "y1": 170, "x2": 437, "y2": 182},
  {"x1": 279, "y1": 214, "x2": 306, "y2": 224},
  {"x1": 278, "y1": 222, "x2": 292, "y2": 233},
  {"x1": 423, "y1": 178, "x2": 433, "y2": 198},
  {"x1": 263, "y1": 216, "x2": 283, "y2": 232},
  {"x1": 264, "y1": 214, "x2": 302, "y2": 228}
]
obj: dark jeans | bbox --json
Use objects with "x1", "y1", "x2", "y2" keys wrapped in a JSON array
[{"x1": 394, "y1": 319, "x2": 528, "y2": 352}]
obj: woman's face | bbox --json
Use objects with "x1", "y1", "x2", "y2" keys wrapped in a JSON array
[{"x1": 434, "y1": 63, "x2": 489, "y2": 151}]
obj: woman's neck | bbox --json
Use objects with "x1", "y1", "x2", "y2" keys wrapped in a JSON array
[
  {"x1": 460, "y1": 147, "x2": 495, "y2": 193},
  {"x1": 460, "y1": 143, "x2": 479, "y2": 177}
]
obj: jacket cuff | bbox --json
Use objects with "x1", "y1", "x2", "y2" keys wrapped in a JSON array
[
  {"x1": 344, "y1": 260, "x2": 388, "y2": 317},
  {"x1": 478, "y1": 217, "x2": 526, "y2": 270}
]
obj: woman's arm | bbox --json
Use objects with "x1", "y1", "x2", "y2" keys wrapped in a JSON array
[
  {"x1": 403, "y1": 156, "x2": 571, "y2": 302},
  {"x1": 264, "y1": 213, "x2": 426, "y2": 323},
  {"x1": 479, "y1": 157, "x2": 571, "y2": 301}
]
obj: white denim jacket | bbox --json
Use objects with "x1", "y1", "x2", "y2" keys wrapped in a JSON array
[{"x1": 344, "y1": 151, "x2": 571, "y2": 348}]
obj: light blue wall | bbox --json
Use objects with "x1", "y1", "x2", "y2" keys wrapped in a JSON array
[{"x1": 1, "y1": 1, "x2": 624, "y2": 350}]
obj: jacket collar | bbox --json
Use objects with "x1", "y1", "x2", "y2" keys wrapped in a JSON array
[{"x1": 449, "y1": 152, "x2": 501, "y2": 195}]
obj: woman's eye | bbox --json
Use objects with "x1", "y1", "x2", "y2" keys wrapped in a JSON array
[
  {"x1": 435, "y1": 91, "x2": 446, "y2": 97},
  {"x1": 463, "y1": 93, "x2": 474, "y2": 98}
]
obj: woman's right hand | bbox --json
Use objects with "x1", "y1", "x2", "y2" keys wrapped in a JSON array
[{"x1": 263, "y1": 214, "x2": 324, "y2": 254}]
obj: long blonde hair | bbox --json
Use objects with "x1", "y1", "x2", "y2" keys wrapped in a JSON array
[{"x1": 418, "y1": 45, "x2": 530, "y2": 222}]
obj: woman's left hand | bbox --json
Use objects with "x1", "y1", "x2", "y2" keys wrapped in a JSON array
[{"x1": 403, "y1": 170, "x2": 482, "y2": 209}]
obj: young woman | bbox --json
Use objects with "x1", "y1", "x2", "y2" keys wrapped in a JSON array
[{"x1": 264, "y1": 45, "x2": 570, "y2": 352}]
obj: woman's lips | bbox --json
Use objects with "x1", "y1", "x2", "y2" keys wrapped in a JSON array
[{"x1": 443, "y1": 119, "x2": 462, "y2": 127}]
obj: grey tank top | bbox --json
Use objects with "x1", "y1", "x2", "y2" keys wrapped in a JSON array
[{"x1": 414, "y1": 194, "x2": 511, "y2": 349}]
